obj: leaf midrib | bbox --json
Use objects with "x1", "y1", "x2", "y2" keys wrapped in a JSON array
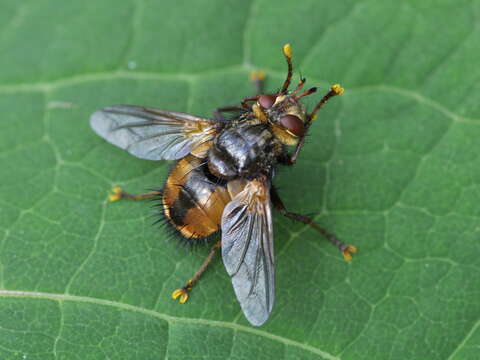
[{"x1": 0, "y1": 289, "x2": 340, "y2": 360}]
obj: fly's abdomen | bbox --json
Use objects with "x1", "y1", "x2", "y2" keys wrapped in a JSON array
[{"x1": 163, "y1": 155, "x2": 231, "y2": 239}]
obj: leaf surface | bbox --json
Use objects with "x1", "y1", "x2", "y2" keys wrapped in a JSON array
[{"x1": 1, "y1": 0, "x2": 479, "y2": 359}]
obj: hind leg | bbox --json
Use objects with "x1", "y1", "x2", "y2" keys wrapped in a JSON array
[
  {"x1": 270, "y1": 186, "x2": 356, "y2": 261},
  {"x1": 171, "y1": 241, "x2": 221, "y2": 303}
]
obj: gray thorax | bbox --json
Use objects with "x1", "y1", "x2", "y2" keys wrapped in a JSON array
[{"x1": 208, "y1": 123, "x2": 280, "y2": 179}]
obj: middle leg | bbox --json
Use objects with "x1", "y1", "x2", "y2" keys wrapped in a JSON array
[
  {"x1": 213, "y1": 105, "x2": 246, "y2": 122},
  {"x1": 213, "y1": 70, "x2": 267, "y2": 122},
  {"x1": 250, "y1": 70, "x2": 266, "y2": 95}
]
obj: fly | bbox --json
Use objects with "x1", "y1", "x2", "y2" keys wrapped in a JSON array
[{"x1": 90, "y1": 44, "x2": 356, "y2": 326}]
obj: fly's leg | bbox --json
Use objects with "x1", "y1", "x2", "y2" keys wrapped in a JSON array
[
  {"x1": 241, "y1": 95, "x2": 260, "y2": 109},
  {"x1": 108, "y1": 186, "x2": 160, "y2": 202},
  {"x1": 250, "y1": 44, "x2": 293, "y2": 96},
  {"x1": 172, "y1": 241, "x2": 221, "y2": 303},
  {"x1": 213, "y1": 70, "x2": 266, "y2": 122},
  {"x1": 250, "y1": 71, "x2": 266, "y2": 95},
  {"x1": 280, "y1": 84, "x2": 345, "y2": 165},
  {"x1": 213, "y1": 105, "x2": 246, "y2": 122},
  {"x1": 270, "y1": 187, "x2": 356, "y2": 261},
  {"x1": 280, "y1": 44, "x2": 293, "y2": 93},
  {"x1": 219, "y1": 71, "x2": 265, "y2": 113}
]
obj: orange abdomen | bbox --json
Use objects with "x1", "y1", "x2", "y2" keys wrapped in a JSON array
[{"x1": 163, "y1": 155, "x2": 232, "y2": 239}]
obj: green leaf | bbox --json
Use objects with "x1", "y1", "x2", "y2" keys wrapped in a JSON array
[{"x1": 1, "y1": 0, "x2": 479, "y2": 359}]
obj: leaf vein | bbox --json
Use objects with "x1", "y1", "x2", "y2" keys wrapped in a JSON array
[{"x1": 0, "y1": 290, "x2": 341, "y2": 360}]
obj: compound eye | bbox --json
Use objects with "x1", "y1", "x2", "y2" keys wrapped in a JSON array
[
  {"x1": 280, "y1": 114, "x2": 304, "y2": 137},
  {"x1": 258, "y1": 94, "x2": 277, "y2": 109}
]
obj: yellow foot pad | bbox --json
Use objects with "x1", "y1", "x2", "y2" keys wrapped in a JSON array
[
  {"x1": 250, "y1": 71, "x2": 266, "y2": 81},
  {"x1": 342, "y1": 245, "x2": 357, "y2": 262},
  {"x1": 331, "y1": 84, "x2": 345, "y2": 95},
  {"x1": 108, "y1": 186, "x2": 124, "y2": 202},
  {"x1": 171, "y1": 281, "x2": 193, "y2": 304},
  {"x1": 283, "y1": 43, "x2": 292, "y2": 58}
]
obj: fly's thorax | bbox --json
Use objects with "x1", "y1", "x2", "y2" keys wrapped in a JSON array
[{"x1": 207, "y1": 123, "x2": 281, "y2": 179}]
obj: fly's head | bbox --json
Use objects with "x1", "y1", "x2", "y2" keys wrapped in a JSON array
[
  {"x1": 251, "y1": 44, "x2": 344, "y2": 146},
  {"x1": 253, "y1": 93, "x2": 308, "y2": 146}
]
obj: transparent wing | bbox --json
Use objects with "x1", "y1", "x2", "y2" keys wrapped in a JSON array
[
  {"x1": 90, "y1": 105, "x2": 216, "y2": 160},
  {"x1": 221, "y1": 179, "x2": 274, "y2": 326}
]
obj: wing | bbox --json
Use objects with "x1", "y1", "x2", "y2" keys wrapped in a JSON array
[
  {"x1": 221, "y1": 178, "x2": 275, "y2": 326},
  {"x1": 90, "y1": 105, "x2": 216, "y2": 160}
]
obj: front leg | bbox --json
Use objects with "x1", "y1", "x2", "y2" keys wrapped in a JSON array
[
  {"x1": 279, "y1": 130, "x2": 310, "y2": 165},
  {"x1": 281, "y1": 84, "x2": 345, "y2": 165},
  {"x1": 270, "y1": 186, "x2": 356, "y2": 261}
]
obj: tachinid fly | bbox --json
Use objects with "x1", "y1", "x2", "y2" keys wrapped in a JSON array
[{"x1": 90, "y1": 44, "x2": 356, "y2": 326}]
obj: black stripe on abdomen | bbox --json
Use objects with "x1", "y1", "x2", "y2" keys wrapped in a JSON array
[{"x1": 168, "y1": 184, "x2": 198, "y2": 228}]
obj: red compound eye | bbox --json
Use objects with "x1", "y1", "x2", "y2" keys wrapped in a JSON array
[
  {"x1": 258, "y1": 94, "x2": 277, "y2": 109},
  {"x1": 280, "y1": 114, "x2": 304, "y2": 137}
]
